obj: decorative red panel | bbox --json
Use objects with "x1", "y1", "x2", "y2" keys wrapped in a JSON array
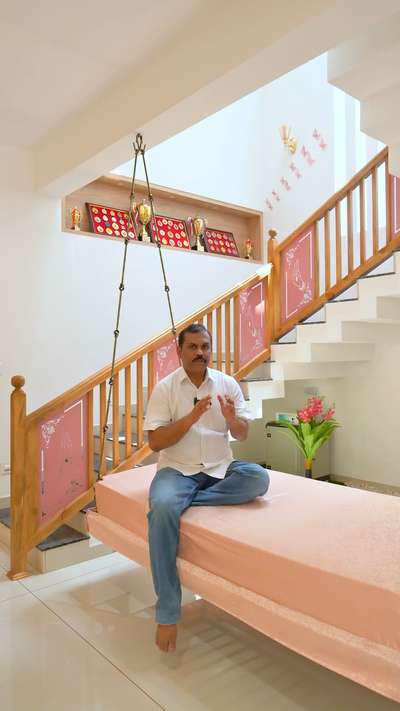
[
  {"x1": 154, "y1": 337, "x2": 180, "y2": 384},
  {"x1": 152, "y1": 215, "x2": 190, "y2": 249},
  {"x1": 391, "y1": 176, "x2": 400, "y2": 238},
  {"x1": 238, "y1": 281, "x2": 266, "y2": 368},
  {"x1": 280, "y1": 226, "x2": 314, "y2": 323},
  {"x1": 87, "y1": 203, "x2": 137, "y2": 240},
  {"x1": 38, "y1": 396, "x2": 89, "y2": 524},
  {"x1": 204, "y1": 228, "x2": 239, "y2": 257}
]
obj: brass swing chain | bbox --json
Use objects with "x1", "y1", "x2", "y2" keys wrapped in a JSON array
[{"x1": 98, "y1": 133, "x2": 179, "y2": 480}]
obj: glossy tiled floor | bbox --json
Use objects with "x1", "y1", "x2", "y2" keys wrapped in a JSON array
[{"x1": 0, "y1": 543, "x2": 398, "y2": 711}]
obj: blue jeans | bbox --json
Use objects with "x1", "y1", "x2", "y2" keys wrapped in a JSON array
[{"x1": 147, "y1": 460, "x2": 270, "y2": 624}]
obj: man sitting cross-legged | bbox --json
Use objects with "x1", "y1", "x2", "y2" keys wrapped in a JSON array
[{"x1": 144, "y1": 323, "x2": 270, "y2": 652}]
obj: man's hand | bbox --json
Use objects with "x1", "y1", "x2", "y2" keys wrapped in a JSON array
[
  {"x1": 218, "y1": 394, "x2": 248, "y2": 441},
  {"x1": 217, "y1": 395, "x2": 235, "y2": 424},
  {"x1": 149, "y1": 396, "x2": 211, "y2": 452},
  {"x1": 190, "y1": 395, "x2": 212, "y2": 423}
]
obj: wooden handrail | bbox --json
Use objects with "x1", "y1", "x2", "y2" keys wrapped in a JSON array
[{"x1": 276, "y1": 147, "x2": 388, "y2": 254}]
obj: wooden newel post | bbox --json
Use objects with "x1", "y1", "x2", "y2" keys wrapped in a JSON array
[
  {"x1": 266, "y1": 229, "x2": 279, "y2": 345},
  {"x1": 8, "y1": 375, "x2": 29, "y2": 580}
]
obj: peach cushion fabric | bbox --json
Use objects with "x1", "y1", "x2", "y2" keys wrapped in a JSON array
[{"x1": 95, "y1": 466, "x2": 400, "y2": 652}]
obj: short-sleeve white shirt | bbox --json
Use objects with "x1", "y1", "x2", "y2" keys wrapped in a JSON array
[{"x1": 144, "y1": 366, "x2": 253, "y2": 478}]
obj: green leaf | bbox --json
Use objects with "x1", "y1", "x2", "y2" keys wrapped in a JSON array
[{"x1": 274, "y1": 425, "x2": 306, "y2": 458}]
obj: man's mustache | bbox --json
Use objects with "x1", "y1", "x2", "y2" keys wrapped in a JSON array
[{"x1": 193, "y1": 356, "x2": 206, "y2": 362}]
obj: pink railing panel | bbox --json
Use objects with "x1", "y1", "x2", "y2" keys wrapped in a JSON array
[
  {"x1": 38, "y1": 395, "x2": 89, "y2": 524},
  {"x1": 280, "y1": 225, "x2": 314, "y2": 324},
  {"x1": 238, "y1": 280, "x2": 266, "y2": 368},
  {"x1": 391, "y1": 176, "x2": 400, "y2": 239},
  {"x1": 154, "y1": 337, "x2": 180, "y2": 384}
]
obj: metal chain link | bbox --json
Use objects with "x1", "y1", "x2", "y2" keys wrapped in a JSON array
[{"x1": 98, "y1": 133, "x2": 179, "y2": 480}]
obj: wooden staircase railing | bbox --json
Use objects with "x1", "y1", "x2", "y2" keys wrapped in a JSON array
[
  {"x1": 274, "y1": 147, "x2": 398, "y2": 338},
  {"x1": 8, "y1": 146, "x2": 400, "y2": 579},
  {"x1": 7, "y1": 266, "x2": 270, "y2": 579}
]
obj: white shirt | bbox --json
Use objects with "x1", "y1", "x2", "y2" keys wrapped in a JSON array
[{"x1": 144, "y1": 366, "x2": 253, "y2": 478}]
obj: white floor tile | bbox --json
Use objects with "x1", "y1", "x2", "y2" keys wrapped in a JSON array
[
  {"x1": 37, "y1": 577, "x2": 399, "y2": 711},
  {"x1": 0, "y1": 543, "x2": 9, "y2": 570},
  {"x1": 21, "y1": 551, "x2": 129, "y2": 592},
  {"x1": 34, "y1": 559, "x2": 164, "y2": 613},
  {"x1": 0, "y1": 595, "x2": 161, "y2": 711},
  {"x1": 0, "y1": 567, "x2": 28, "y2": 604}
]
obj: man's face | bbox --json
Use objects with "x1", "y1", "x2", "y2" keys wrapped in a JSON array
[{"x1": 179, "y1": 331, "x2": 211, "y2": 372}]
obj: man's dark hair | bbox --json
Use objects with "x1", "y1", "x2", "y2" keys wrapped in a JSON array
[{"x1": 178, "y1": 324, "x2": 212, "y2": 348}]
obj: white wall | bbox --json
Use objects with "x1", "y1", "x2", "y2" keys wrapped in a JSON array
[
  {"x1": 0, "y1": 147, "x2": 256, "y2": 467},
  {"x1": 232, "y1": 369, "x2": 400, "y2": 489},
  {"x1": 115, "y1": 55, "x2": 336, "y2": 243}
]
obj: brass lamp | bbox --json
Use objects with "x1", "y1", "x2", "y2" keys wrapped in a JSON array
[{"x1": 279, "y1": 125, "x2": 297, "y2": 154}]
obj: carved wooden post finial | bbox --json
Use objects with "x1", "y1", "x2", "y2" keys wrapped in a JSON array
[{"x1": 11, "y1": 375, "x2": 25, "y2": 390}]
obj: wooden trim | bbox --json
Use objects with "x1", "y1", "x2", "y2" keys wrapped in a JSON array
[
  {"x1": 124, "y1": 366, "x2": 132, "y2": 459},
  {"x1": 111, "y1": 444, "x2": 153, "y2": 473},
  {"x1": 63, "y1": 227, "x2": 263, "y2": 265},
  {"x1": 27, "y1": 488, "x2": 94, "y2": 550},
  {"x1": 335, "y1": 202, "x2": 342, "y2": 284},
  {"x1": 233, "y1": 295, "x2": 240, "y2": 372},
  {"x1": 100, "y1": 173, "x2": 263, "y2": 219},
  {"x1": 216, "y1": 306, "x2": 222, "y2": 370},
  {"x1": 266, "y1": 236, "x2": 277, "y2": 345},
  {"x1": 233, "y1": 347, "x2": 270, "y2": 381},
  {"x1": 224, "y1": 301, "x2": 231, "y2": 375},
  {"x1": 25, "y1": 273, "x2": 267, "y2": 427},
  {"x1": 347, "y1": 190, "x2": 354, "y2": 274},
  {"x1": 313, "y1": 222, "x2": 319, "y2": 298},
  {"x1": 359, "y1": 180, "x2": 366, "y2": 264},
  {"x1": 270, "y1": 237, "x2": 281, "y2": 337},
  {"x1": 99, "y1": 381, "x2": 106, "y2": 477},
  {"x1": 112, "y1": 371, "x2": 120, "y2": 468},
  {"x1": 372, "y1": 167, "x2": 379, "y2": 254},
  {"x1": 207, "y1": 312, "x2": 214, "y2": 366},
  {"x1": 9, "y1": 377, "x2": 28, "y2": 579},
  {"x1": 276, "y1": 147, "x2": 387, "y2": 254},
  {"x1": 136, "y1": 357, "x2": 144, "y2": 448},
  {"x1": 87, "y1": 389, "x2": 94, "y2": 487},
  {"x1": 24, "y1": 423, "x2": 39, "y2": 547},
  {"x1": 386, "y1": 157, "x2": 392, "y2": 244},
  {"x1": 147, "y1": 351, "x2": 155, "y2": 397},
  {"x1": 324, "y1": 212, "x2": 331, "y2": 292}
]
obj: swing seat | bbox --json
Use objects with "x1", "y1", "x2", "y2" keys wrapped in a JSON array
[{"x1": 87, "y1": 465, "x2": 400, "y2": 703}]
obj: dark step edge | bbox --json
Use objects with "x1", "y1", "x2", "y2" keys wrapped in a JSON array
[
  {"x1": 329, "y1": 296, "x2": 358, "y2": 303},
  {"x1": 241, "y1": 377, "x2": 273, "y2": 383},
  {"x1": 0, "y1": 509, "x2": 89, "y2": 551},
  {"x1": 359, "y1": 270, "x2": 395, "y2": 279}
]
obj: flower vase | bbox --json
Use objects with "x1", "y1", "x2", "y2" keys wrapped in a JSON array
[{"x1": 305, "y1": 459, "x2": 313, "y2": 478}]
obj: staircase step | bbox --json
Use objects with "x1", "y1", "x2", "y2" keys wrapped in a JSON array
[
  {"x1": 270, "y1": 360, "x2": 368, "y2": 381},
  {"x1": 271, "y1": 341, "x2": 374, "y2": 363},
  {"x1": 0, "y1": 508, "x2": 89, "y2": 550},
  {"x1": 330, "y1": 283, "x2": 358, "y2": 301}
]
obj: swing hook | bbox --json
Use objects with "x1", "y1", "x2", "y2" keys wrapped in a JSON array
[{"x1": 133, "y1": 133, "x2": 146, "y2": 155}]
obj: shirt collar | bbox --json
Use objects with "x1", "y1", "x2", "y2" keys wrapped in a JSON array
[{"x1": 178, "y1": 366, "x2": 215, "y2": 385}]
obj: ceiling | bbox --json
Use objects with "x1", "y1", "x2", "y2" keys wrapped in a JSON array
[
  {"x1": 0, "y1": 0, "x2": 204, "y2": 145},
  {"x1": 2, "y1": 0, "x2": 399, "y2": 194}
]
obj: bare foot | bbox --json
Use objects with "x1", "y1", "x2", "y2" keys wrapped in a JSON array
[{"x1": 156, "y1": 623, "x2": 177, "y2": 652}]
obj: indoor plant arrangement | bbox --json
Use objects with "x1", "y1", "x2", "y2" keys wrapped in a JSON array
[{"x1": 276, "y1": 396, "x2": 340, "y2": 478}]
